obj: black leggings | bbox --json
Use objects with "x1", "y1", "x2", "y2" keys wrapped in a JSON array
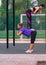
[
  {"x1": 31, "y1": 31, "x2": 37, "y2": 43},
  {"x1": 26, "y1": 9, "x2": 32, "y2": 29}
]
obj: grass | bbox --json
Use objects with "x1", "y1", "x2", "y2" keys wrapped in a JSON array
[{"x1": 0, "y1": 30, "x2": 46, "y2": 39}]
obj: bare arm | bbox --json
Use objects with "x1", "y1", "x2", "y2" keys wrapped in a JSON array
[
  {"x1": 33, "y1": 7, "x2": 39, "y2": 14},
  {"x1": 30, "y1": 7, "x2": 40, "y2": 14}
]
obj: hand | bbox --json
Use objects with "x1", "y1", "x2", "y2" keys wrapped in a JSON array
[
  {"x1": 17, "y1": 31, "x2": 19, "y2": 35},
  {"x1": 17, "y1": 31, "x2": 22, "y2": 36}
]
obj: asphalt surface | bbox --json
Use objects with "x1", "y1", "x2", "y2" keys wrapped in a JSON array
[
  {"x1": 0, "y1": 43, "x2": 46, "y2": 65},
  {"x1": 0, "y1": 43, "x2": 46, "y2": 54}
]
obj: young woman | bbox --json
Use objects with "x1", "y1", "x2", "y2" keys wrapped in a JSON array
[
  {"x1": 26, "y1": 4, "x2": 45, "y2": 28},
  {"x1": 17, "y1": 23, "x2": 37, "y2": 53}
]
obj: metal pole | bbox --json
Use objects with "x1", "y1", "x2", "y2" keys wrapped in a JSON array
[
  {"x1": 6, "y1": 0, "x2": 9, "y2": 48},
  {"x1": 13, "y1": 0, "x2": 15, "y2": 46}
]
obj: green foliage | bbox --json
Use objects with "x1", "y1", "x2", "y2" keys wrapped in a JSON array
[
  {"x1": 0, "y1": 0, "x2": 46, "y2": 30},
  {"x1": 15, "y1": 0, "x2": 46, "y2": 14},
  {"x1": 15, "y1": 0, "x2": 27, "y2": 15}
]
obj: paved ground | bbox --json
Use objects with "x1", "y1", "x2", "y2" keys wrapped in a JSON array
[
  {"x1": 0, "y1": 43, "x2": 46, "y2": 54},
  {"x1": 0, "y1": 43, "x2": 46, "y2": 65},
  {"x1": 0, "y1": 54, "x2": 46, "y2": 65}
]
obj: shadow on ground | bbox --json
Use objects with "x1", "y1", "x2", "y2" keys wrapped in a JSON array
[{"x1": 0, "y1": 43, "x2": 46, "y2": 54}]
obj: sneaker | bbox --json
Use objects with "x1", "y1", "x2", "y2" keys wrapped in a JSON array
[{"x1": 25, "y1": 49, "x2": 33, "y2": 53}]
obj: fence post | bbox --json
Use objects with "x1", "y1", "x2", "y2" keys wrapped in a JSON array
[
  {"x1": 6, "y1": 0, "x2": 9, "y2": 48},
  {"x1": 13, "y1": 0, "x2": 15, "y2": 46}
]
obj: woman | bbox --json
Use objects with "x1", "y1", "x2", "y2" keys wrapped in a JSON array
[
  {"x1": 17, "y1": 23, "x2": 37, "y2": 53},
  {"x1": 26, "y1": 4, "x2": 45, "y2": 28}
]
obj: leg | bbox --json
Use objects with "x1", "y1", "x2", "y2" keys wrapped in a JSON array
[
  {"x1": 26, "y1": 9, "x2": 31, "y2": 18},
  {"x1": 25, "y1": 31, "x2": 37, "y2": 53},
  {"x1": 26, "y1": 9, "x2": 32, "y2": 29},
  {"x1": 28, "y1": 19, "x2": 32, "y2": 29},
  {"x1": 29, "y1": 31, "x2": 37, "y2": 50},
  {"x1": 29, "y1": 44, "x2": 34, "y2": 50}
]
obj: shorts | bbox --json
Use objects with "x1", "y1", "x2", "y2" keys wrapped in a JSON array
[{"x1": 31, "y1": 30, "x2": 37, "y2": 44}]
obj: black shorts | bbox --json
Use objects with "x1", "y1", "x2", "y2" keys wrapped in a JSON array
[{"x1": 31, "y1": 30, "x2": 37, "y2": 44}]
